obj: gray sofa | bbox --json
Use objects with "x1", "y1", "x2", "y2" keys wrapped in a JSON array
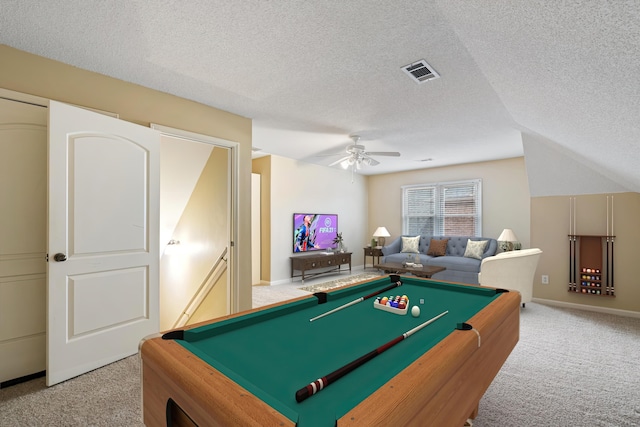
[{"x1": 380, "y1": 235, "x2": 498, "y2": 285}]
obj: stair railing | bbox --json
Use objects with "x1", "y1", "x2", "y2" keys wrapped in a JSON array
[{"x1": 173, "y1": 246, "x2": 228, "y2": 328}]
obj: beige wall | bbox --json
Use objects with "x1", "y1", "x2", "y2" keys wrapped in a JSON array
[
  {"x1": 252, "y1": 156, "x2": 272, "y2": 282},
  {"x1": 532, "y1": 193, "x2": 640, "y2": 313},
  {"x1": 368, "y1": 157, "x2": 531, "y2": 247},
  {"x1": 0, "y1": 45, "x2": 254, "y2": 311}
]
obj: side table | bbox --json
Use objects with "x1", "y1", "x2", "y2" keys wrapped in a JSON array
[{"x1": 363, "y1": 246, "x2": 383, "y2": 269}]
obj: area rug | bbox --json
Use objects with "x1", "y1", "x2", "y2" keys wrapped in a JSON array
[{"x1": 298, "y1": 272, "x2": 381, "y2": 293}]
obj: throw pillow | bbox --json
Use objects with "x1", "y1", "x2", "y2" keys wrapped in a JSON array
[
  {"x1": 427, "y1": 238, "x2": 449, "y2": 257},
  {"x1": 400, "y1": 236, "x2": 420, "y2": 253},
  {"x1": 463, "y1": 239, "x2": 488, "y2": 260}
]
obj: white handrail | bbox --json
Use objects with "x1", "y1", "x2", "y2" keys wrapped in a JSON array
[{"x1": 173, "y1": 247, "x2": 228, "y2": 328}]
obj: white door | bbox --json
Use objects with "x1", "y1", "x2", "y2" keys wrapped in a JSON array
[{"x1": 47, "y1": 101, "x2": 160, "y2": 386}]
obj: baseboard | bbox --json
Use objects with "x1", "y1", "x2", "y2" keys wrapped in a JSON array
[
  {"x1": 532, "y1": 298, "x2": 640, "y2": 319},
  {"x1": 1, "y1": 370, "x2": 45, "y2": 389}
]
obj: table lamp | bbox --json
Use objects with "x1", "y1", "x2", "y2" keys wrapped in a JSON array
[
  {"x1": 497, "y1": 228, "x2": 518, "y2": 251},
  {"x1": 373, "y1": 227, "x2": 390, "y2": 247}
]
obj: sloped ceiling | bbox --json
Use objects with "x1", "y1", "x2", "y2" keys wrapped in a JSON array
[{"x1": 1, "y1": 1, "x2": 638, "y2": 195}]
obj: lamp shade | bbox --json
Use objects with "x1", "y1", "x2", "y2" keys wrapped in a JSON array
[
  {"x1": 497, "y1": 228, "x2": 518, "y2": 242},
  {"x1": 373, "y1": 227, "x2": 391, "y2": 238},
  {"x1": 497, "y1": 228, "x2": 519, "y2": 251}
]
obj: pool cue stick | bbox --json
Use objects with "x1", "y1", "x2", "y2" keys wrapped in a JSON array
[
  {"x1": 568, "y1": 235, "x2": 573, "y2": 291},
  {"x1": 296, "y1": 310, "x2": 448, "y2": 403},
  {"x1": 610, "y1": 237, "x2": 615, "y2": 296},
  {"x1": 309, "y1": 280, "x2": 402, "y2": 322},
  {"x1": 606, "y1": 237, "x2": 610, "y2": 295}
]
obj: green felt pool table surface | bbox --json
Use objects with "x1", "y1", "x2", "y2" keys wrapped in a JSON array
[{"x1": 141, "y1": 275, "x2": 520, "y2": 427}]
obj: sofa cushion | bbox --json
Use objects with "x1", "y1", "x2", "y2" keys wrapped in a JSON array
[
  {"x1": 427, "y1": 238, "x2": 449, "y2": 256},
  {"x1": 400, "y1": 236, "x2": 420, "y2": 253},
  {"x1": 463, "y1": 239, "x2": 488, "y2": 260}
]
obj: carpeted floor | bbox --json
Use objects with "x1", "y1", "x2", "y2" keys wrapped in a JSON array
[
  {"x1": 473, "y1": 303, "x2": 640, "y2": 426},
  {"x1": 0, "y1": 355, "x2": 144, "y2": 426},
  {"x1": 1, "y1": 277, "x2": 639, "y2": 426}
]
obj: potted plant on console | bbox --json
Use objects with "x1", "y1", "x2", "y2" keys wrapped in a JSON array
[{"x1": 333, "y1": 232, "x2": 345, "y2": 253}]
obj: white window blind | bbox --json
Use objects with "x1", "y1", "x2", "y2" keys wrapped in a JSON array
[{"x1": 402, "y1": 180, "x2": 482, "y2": 236}]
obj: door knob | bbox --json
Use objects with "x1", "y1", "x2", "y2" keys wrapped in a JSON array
[{"x1": 54, "y1": 253, "x2": 67, "y2": 262}]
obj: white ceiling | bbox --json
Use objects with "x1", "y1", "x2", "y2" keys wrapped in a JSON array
[{"x1": 2, "y1": 1, "x2": 639, "y2": 192}]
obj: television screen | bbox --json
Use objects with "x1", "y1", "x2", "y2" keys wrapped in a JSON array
[{"x1": 293, "y1": 213, "x2": 338, "y2": 252}]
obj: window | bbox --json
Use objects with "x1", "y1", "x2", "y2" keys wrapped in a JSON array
[{"x1": 402, "y1": 179, "x2": 482, "y2": 236}]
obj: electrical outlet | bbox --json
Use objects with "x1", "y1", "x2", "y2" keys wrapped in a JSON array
[{"x1": 541, "y1": 275, "x2": 549, "y2": 284}]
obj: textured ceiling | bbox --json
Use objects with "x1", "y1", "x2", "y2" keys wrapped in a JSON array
[{"x1": 1, "y1": 1, "x2": 639, "y2": 192}]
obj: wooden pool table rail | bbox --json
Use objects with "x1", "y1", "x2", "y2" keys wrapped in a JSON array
[
  {"x1": 140, "y1": 280, "x2": 520, "y2": 427},
  {"x1": 341, "y1": 285, "x2": 519, "y2": 426}
]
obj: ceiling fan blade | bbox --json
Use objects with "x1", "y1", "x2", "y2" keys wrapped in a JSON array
[
  {"x1": 364, "y1": 151, "x2": 401, "y2": 157},
  {"x1": 366, "y1": 157, "x2": 380, "y2": 166},
  {"x1": 328, "y1": 156, "x2": 351, "y2": 167}
]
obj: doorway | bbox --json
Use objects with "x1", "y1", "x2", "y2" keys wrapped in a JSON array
[{"x1": 157, "y1": 131, "x2": 235, "y2": 330}]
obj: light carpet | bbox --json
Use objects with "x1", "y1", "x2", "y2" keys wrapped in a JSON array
[
  {"x1": 474, "y1": 302, "x2": 640, "y2": 426},
  {"x1": 0, "y1": 355, "x2": 143, "y2": 426},
  {"x1": 1, "y1": 290, "x2": 639, "y2": 426}
]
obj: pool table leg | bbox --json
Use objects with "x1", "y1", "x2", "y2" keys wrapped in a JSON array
[
  {"x1": 469, "y1": 403, "x2": 479, "y2": 419},
  {"x1": 464, "y1": 404, "x2": 479, "y2": 426}
]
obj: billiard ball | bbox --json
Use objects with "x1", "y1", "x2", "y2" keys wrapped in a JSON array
[{"x1": 411, "y1": 306, "x2": 420, "y2": 317}]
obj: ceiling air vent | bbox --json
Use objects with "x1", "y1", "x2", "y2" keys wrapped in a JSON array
[{"x1": 402, "y1": 59, "x2": 440, "y2": 84}]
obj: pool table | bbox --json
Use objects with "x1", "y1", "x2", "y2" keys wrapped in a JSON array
[{"x1": 140, "y1": 275, "x2": 520, "y2": 427}]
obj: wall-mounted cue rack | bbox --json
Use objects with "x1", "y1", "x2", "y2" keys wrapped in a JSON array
[
  {"x1": 568, "y1": 196, "x2": 615, "y2": 297},
  {"x1": 568, "y1": 235, "x2": 615, "y2": 296}
]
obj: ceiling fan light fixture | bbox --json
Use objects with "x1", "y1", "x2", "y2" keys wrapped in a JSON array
[{"x1": 322, "y1": 134, "x2": 402, "y2": 177}]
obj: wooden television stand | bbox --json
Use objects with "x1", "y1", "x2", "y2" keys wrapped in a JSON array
[{"x1": 290, "y1": 252, "x2": 352, "y2": 282}]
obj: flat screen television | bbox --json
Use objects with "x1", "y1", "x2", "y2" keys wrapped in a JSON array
[{"x1": 293, "y1": 213, "x2": 338, "y2": 253}]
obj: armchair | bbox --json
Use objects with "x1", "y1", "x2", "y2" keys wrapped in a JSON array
[{"x1": 478, "y1": 248, "x2": 542, "y2": 307}]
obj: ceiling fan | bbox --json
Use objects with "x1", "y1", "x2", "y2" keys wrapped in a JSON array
[{"x1": 321, "y1": 135, "x2": 401, "y2": 171}]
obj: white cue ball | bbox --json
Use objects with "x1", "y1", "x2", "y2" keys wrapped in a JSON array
[{"x1": 411, "y1": 305, "x2": 420, "y2": 317}]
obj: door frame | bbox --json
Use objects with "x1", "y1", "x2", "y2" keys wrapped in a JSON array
[{"x1": 151, "y1": 124, "x2": 240, "y2": 314}]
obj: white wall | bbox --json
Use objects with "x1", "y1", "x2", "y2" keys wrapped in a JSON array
[
  {"x1": 268, "y1": 155, "x2": 369, "y2": 284},
  {"x1": 523, "y1": 132, "x2": 631, "y2": 197}
]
